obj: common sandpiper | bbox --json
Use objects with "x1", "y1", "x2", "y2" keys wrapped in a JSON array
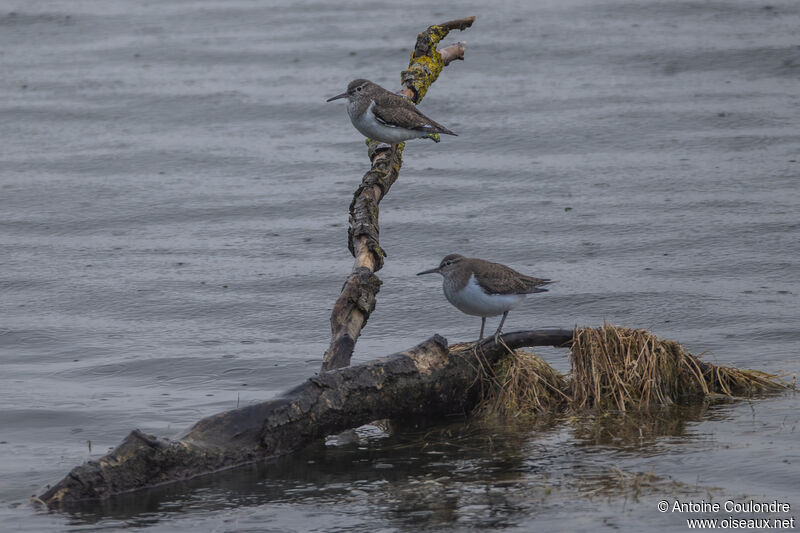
[
  {"x1": 417, "y1": 254, "x2": 553, "y2": 341},
  {"x1": 326, "y1": 79, "x2": 457, "y2": 145}
]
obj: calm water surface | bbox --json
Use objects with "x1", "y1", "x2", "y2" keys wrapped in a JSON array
[{"x1": 1, "y1": 0, "x2": 798, "y2": 531}]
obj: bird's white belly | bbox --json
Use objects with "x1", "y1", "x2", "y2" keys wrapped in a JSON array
[
  {"x1": 443, "y1": 276, "x2": 526, "y2": 317},
  {"x1": 347, "y1": 101, "x2": 427, "y2": 143}
]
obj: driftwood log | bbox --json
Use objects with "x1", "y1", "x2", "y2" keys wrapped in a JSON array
[
  {"x1": 36, "y1": 15, "x2": 790, "y2": 506},
  {"x1": 322, "y1": 17, "x2": 475, "y2": 371},
  {"x1": 38, "y1": 16, "x2": 510, "y2": 508},
  {"x1": 39, "y1": 330, "x2": 571, "y2": 506}
]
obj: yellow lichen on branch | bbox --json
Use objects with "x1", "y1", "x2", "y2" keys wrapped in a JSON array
[{"x1": 401, "y1": 17, "x2": 475, "y2": 102}]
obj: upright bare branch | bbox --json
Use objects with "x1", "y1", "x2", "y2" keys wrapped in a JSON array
[{"x1": 322, "y1": 17, "x2": 476, "y2": 372}]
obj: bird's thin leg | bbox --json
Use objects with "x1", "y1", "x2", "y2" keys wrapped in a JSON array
[
  {"x1": 479, "y1": 317, "x2": 486, "y2": 341},
  {"x1": 493, "y1": 311, "x2": 509, "y2": 343}
]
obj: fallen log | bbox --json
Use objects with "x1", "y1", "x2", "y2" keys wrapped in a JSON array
[
  {"x1": 36, "y1": 14, "x2": 793, "y2": 509},
  {"x1": 39, "y1": 329, "x2": 572, "y2": 507},
  {"x1": 38, "y1": 319, "x2": 791, "y2": 507},
  {"x1": 39, "y1": 15, "x2": 484, "y2": 509}
]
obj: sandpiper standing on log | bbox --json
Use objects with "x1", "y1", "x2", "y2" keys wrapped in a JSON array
[
  {"x1": 326, "y1": 79, "x2": 457, "y2": 145},
  {"x1": 417, "y1": 254, "x2": 553, "y2": 341}
]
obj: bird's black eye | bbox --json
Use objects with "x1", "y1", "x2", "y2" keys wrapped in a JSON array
[{"x1": 356, "y1": 86, "x2": 363, "y2": 91}]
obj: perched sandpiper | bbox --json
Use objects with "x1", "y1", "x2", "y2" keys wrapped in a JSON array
[
  {"x1": 417, "y1": 254, "x2": 553, "y2": 341},
  {"x1": 326, "y1": 79, "x2": 457, "y2": 145}
]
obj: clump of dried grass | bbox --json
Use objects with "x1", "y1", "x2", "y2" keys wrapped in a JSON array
[
  {"x1": 569, "y1": 324, "x2": 791, "y2": 411},
  {"x1": 474, "y1": 324, "x2": 792, "y2": 418},
  {"x1": 473, "y1": 349, "x2": 569, "y2": 418},
  {"x1": 701, "y1": 364, "x2": 792, "y2": 398}
]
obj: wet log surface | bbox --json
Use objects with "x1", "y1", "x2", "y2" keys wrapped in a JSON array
[{"x1": 39, "y1": 329, "x2": 572, "y2": 507}]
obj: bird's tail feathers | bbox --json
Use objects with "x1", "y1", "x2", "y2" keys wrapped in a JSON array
[{"x1": 527, "y1": 278, "x2": 555, "y2": 294}]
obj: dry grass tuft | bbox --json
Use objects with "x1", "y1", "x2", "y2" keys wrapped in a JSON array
[
  {"x1": 701, "y1": 365, "x2": 793, "y2": 398},
  {"x1": 473, "y1": 324, "x2": 792, "y2": 418},
  {"x1": 473, "y1": 349, "x2": 569, "y2": 418},
  {"x1": 569, "y1": 323, "x2": 791, "y2": 411}
]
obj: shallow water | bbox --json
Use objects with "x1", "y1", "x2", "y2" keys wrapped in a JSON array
[{"x1": 1, "y1": 0, "x2": 798, "y2": 531}]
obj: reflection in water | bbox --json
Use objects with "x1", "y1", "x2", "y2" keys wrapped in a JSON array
[
  {"x1": 570, "y1": 402, "x2": 713, "y2": 450},
  {"x1": 65, "y1": 405, "x2": 715, "y2": 530}
]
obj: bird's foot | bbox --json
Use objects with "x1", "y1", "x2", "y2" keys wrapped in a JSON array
[{"x1": 424, "y1": 133, "x2": 441, "y2": 143}]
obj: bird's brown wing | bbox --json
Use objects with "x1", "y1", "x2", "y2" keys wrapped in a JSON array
[
  {"x1": 371, "y1": 92, "x2": 457, "y2": 136},
  {"x1": 473, "y1": 259, "x2": 553, "y2": 295}
]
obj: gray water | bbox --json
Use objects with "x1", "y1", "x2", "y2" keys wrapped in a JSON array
[{"x1": 1, "y1": 0, "x2": 798, "y2": 531}]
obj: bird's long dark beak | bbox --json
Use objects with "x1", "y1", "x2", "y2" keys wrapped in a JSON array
[
  {"x1": 416, "y1": 267, "x2": 439, "y2": 276},
  {"x1": 326, "y1": 92, "x2": 347, "y2": 102}
]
